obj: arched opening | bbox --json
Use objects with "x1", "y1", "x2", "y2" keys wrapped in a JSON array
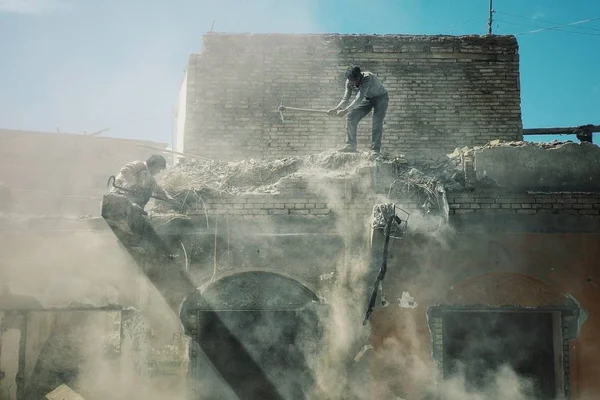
[{"x1": 181, "y1": 271, "x2": 324, "y2": 400}]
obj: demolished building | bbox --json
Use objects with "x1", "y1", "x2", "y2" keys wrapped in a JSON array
[
  {"x1": 1, "y1": 32, "x2": 599, "y2": 400},
  {"x1": 102, "y1": 33, "x2": 600, "y2": 400}
]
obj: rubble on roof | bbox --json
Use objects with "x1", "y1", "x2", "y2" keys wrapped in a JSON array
[
  {"x1": 156, "y1": 150, "x2": 464, "y2": 221},
  {"x1": 156, "y1": 139, "x2": 599, "y2": 215},
  {"x1": 449, "y1": 139, "x2": 581, "y2": 155},
  {"x1": 450, "y1": 139, "x2": 600, "y2": 192},
  {"x1": 160, "y1": 150, "x2": 463, "y2": 197},
  {"x1": 161, "y1": 151, "x2": 377, "y2": 196}
]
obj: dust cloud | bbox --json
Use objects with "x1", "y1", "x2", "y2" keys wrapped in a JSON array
[
  {"x1": 298, "y1": 183, "x2": 512, "y2": 400},
  {"x1": 0, "y1": 4, "x2": 585, "y2": 397}
]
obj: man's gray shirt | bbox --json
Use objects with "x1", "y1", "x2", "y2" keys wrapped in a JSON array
[{"x1": 336, "y1": 72, "x2": 388, "y2": 111}]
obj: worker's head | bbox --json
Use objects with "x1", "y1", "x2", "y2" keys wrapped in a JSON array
[
  {"x1": 345, "y1": 65, "x2": 362, "y2": 85},
  {"x1": 146, "y1": 154, "x2": 167, "y2": 175}
]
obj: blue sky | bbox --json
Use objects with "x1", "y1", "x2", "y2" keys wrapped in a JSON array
[{"x1": 1, "y1": 0, "x2": 598, "y2": 145}]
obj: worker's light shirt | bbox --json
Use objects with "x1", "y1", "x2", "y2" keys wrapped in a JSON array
[
  {"x1": 337, "y1": 72, "x2": 388, "y2": 111},
  {"x1": 110, "y1": 160, "x2": 168, "y2": 199}
]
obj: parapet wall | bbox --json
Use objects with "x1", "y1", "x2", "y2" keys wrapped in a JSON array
[{"x1": 180, "y1": 33, "x2": 522, "y2": 161}]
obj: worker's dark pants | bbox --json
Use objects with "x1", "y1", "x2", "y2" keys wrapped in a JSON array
[{"x1": 345, "y1": 92, "x2": 389, "y2": 152}]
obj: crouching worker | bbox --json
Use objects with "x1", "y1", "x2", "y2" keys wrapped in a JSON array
[
  {"x1": 328, "y1": 65, "x2": 389, "y2": 155},
  {"x1": 103, "y1": 154, "x2": 179, "y2": 260},
  {"x1": 110, "y1": 154, "x2": 175, "y2": 213}
]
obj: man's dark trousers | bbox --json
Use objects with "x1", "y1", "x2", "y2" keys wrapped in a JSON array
[{"x1": 345, "y1": 92, "x2": 389, "y2": 152}]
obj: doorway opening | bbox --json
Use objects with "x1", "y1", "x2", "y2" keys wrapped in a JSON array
[
  {"x1": 184, "y1": 271, "x2": 324, "y2": 400},
  {"x1": 442, "y1": 310, "x2": 558, "y2": 399},
  {"x1": 427, "y1": 305, "x2": 580, "y2": 400}
]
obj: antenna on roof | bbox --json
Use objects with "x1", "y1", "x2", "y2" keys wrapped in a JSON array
[
  {"x1": 487, "y1": 0, "x2": 494, "y2": 35},
  {"x1": 209, "y1": 20, "x2": 215, "y2": 32}
]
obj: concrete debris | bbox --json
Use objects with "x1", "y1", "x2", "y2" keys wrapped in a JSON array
[
  {"x1": 46, "y1": 384, "x2": 86, "y2": 400},
  {"x1": 318, "y1": 272, "x2": 335, "y2": 281},
  {"x1": 398, "y1": 291, "x2": 418, "y2": 309},
  {"x1": 372, "y1": 203, "x2": 398, "y2": 229},
  {"x1": 353, "y1": 344, "x2": 374, "y2": 362},
  {"x1": 464, "y1": 139, "x2": 600, "y2": 192},
  {"x1": 161, "y1": 149, "x2": 463, "y2": 204},
  {"x1": 161, "y1": 150, "x2": 375, "y2": 195},
  {"x1": 452, "y1": 139, "x2": 584, "y2": 156},
  {"x1": 157, "y1": 139, "x2": 596, "y2": 213}
]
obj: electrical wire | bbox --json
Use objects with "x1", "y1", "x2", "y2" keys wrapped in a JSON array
[
  {"x1": 496, "y1": 18, "x2": 600, "y2": 36},
  {"x1": 512, "y1": 16, "x2": 600, "y2": 36},
  {"x1": 495, "y1": 11, "x2": 600, "y2": 33}
]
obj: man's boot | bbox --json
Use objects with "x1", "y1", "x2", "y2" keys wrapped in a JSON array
[{"x1": 337, "y1": 145, "x2": 357, "y2": 153}]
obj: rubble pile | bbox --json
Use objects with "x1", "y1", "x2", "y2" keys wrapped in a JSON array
[
  {"x1": 159, "y1": 139, "x2": 577, "y2": 215},
  {"x1": 387, "y1": 161, "x2": 458, "y2": 220},
  {"x1": 157, "y1": 149, "x2": 468, "y2": 220},
  {"x1": 379, "y1": 139, "x2": 581, "y2": 217},
  {"x1": 448, "y1": 139, "x2": 578, "y2": 158},
  {"x1": 160, "y1": 151, "x2": 376, "y2": 196}
]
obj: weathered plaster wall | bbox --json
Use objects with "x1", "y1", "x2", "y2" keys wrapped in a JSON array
[
  {"x1": 182, "y1": 34, "x2": 522, "y2": 160},
  {"x1": 368, "y1": 233, "x2": 600, "y2": 400},
  {"x1": 472, "y1": 142, "x2": 600, "y2": 192}
]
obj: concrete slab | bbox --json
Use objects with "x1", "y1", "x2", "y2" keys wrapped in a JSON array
[{"x1": 473, "y1": 142, "x2": 600, "y2": 191}]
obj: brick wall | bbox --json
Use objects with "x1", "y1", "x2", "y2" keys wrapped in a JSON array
[
  {"x1": 448, "y1": 189, "x2": 600, "y2": 233},
  {"x1": 184, "y1": 173, "x2": 600, "y2": 221},
  {"x1": 449, "y1": 190, "x2": 600, "y2": 217},
  {"x1": 182, "y1": 176, "x2": 600, "y2": 236},
  {"x1": 190, "y1": 188, "x2": 600, "y2": 221},
  {"x1": 0, "y1": 129, "x2": 168, "y2": 216},
  {"x1": 183, "y1": 175, "x2": 423, "y2": 219},
  {"x1": 181, "y1": 34, "x2": 522, "y2": 161}
]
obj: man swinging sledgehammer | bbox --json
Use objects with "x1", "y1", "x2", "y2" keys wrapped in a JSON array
[{"x1": 327, "y1": 65, "x2": 389, "y2": 155}]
